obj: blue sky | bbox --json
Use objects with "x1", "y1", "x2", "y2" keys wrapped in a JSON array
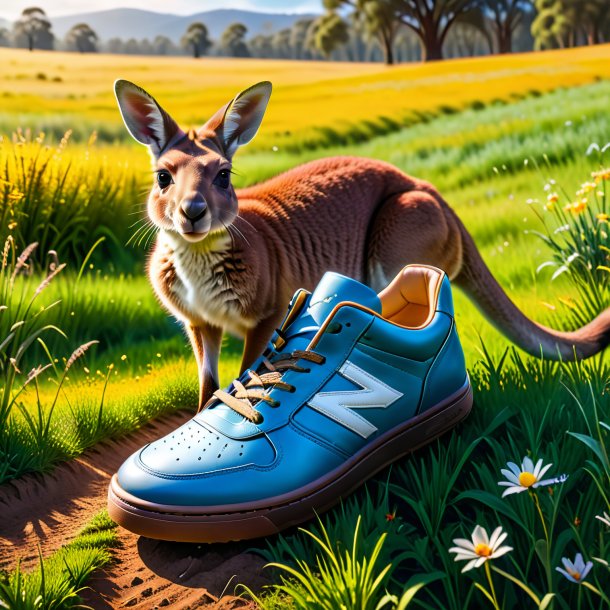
[{"x1": 1, "y1": 0, "x2": 323, "y2": 20}]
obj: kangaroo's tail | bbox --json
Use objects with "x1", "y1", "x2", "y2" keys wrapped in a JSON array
[{"x1": 453, "y1": 220, "x2": 610, "y2": 360}]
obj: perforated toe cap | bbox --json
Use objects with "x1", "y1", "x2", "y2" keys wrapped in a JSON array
[{"x1": 137, "y1": 419, "x2": 275, "y2": 477}]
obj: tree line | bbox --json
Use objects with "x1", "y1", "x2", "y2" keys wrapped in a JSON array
[{"x1": 1, "y1": 2, "x2": 609, "y2": 64}]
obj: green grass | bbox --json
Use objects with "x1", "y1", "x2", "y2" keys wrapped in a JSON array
[
  {"x1": 3, "y1": 79, "x2": 609, "y2": 483},
  {"x1": 0, "y1": 133, "x2": 144, "y2": 272},
  {"x1": 252, "y1": 352, "x2": 610, "y2": 609},
  {"x1": 1, "y1": 76, "x2": 610, "y2": 610},
  {"x1": 0, "y1": 510, "x2": 119, "y2": 610}
]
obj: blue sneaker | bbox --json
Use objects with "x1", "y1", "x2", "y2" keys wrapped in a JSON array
[{"x1": 108, "y1": 265, "x2": 472, "y2": 542}]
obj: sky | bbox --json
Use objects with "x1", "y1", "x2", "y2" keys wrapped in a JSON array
[{"x1": 0, "y1": 0, "x2": 323, "y2": 21}]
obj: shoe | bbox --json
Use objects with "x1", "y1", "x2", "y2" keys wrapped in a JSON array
[{"x1": 108, "y1": 264, "x2": 473, "y2": 543}]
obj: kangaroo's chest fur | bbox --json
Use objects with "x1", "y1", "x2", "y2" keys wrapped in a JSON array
[{"x1": 150, "y1": 231, "x2": 256, "y2": 335}]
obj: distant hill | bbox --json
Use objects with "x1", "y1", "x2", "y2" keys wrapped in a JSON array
[{"x1": 46, "y1": 8, "x2": 318, "y2": 42}]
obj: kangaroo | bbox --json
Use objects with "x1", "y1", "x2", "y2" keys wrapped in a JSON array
[{"x1": 115, "y1": 79, "x2": 610, "y2": 408}]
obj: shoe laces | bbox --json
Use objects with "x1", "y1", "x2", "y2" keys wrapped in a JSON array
[{"x1": 213, "y1": 349, "x2": 325, "y2": 424}]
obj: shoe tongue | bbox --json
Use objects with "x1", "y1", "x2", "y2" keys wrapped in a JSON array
[{"x1": 307, "y1": 272, "x2": 381, "y2": 325}]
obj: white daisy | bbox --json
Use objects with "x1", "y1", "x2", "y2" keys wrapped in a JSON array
[
  {"x1": 595, "y1": 511, "x2": 610, "y2": 527},
  {"x1": 497, "y1": 456, "x2": 568, "y2": 497},
  {"x1": 556, "y1": 553, "x2": 593, "y2": 584},
  {"x1": 449, "y1": 525, "x2": 513, "y2": 573}
]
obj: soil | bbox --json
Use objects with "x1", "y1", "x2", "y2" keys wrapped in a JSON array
[{"x1": 0, "y1": 411, "x2": 270, "y2": 609}]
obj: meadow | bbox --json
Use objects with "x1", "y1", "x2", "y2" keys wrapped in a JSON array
[{"x1": 1, "y1": 45, "x2": 609, "y2": 609}]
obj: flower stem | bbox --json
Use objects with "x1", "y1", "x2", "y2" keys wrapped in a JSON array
[
  {"x1": 531, "y1": 491, "x2": 553, "y2": 591},
  {"x1": 532, "y1": 491, "x2": 549, "y2": 542},
  {"x1": 485, "y1": 561, "x2": 500, "y2": 610}
]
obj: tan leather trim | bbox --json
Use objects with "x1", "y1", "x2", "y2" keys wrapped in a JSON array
[
  {"x1": 307, "y1": 265, "x2": 446, "y2": 350},
  {"x1": 378, "y1": 265, "x2": 445, "y2": 330}
]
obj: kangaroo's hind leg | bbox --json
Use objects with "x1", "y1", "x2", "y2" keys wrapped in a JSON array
[{"x1": 366, "y1": 189, "x2": 464, "y2": 291}]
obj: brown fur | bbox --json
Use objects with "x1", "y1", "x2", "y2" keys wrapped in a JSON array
[{"x1": 115, "y1": 80, "x2": 610, "y2": 408}]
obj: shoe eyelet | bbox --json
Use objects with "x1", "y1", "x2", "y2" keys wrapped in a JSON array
[{"x1": 327, "y1": 322, "x2": 343, "y2": 334}]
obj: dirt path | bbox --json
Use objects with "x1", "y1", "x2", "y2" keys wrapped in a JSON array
[{"x1": 0, "y1": 412, "x2": 269, "y2": 608}]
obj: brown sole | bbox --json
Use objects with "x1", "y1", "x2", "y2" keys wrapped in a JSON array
[{"x1": 108, "y1": 380, "x2": 473, "y2": 543}]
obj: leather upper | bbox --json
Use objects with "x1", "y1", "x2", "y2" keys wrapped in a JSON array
[{"x1": 116, "y1": 265, "x2": 468, "y2": 507}]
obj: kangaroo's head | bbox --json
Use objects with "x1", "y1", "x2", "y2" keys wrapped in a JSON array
[{"x1": 114, "y1": 79, "x2": 272, "y2": 244}]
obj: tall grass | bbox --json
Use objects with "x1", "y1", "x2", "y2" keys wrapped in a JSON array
[
  {"x1": 0, "y1": 237, "x2": 199, "y2": 483},
  {"x1": 0, "y1": 130, "x2": 143, "y2": 270}
]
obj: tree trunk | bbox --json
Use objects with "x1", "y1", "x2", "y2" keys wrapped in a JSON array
[
  {"x1": 498, "y1": 25, "x2": 512, "y2": 53},
  {"x1": 421, "y1": 35, "x2": 443, "y2": 61},
  {"x1": 193, "y1": 43, "x2": 200, "y2": 58},
  {"x1": 28, "y1": 34, "x2": 34, "y2": 51},
  {"x1": 380, "y1": 32, "x2": 394, "y2": 65}
]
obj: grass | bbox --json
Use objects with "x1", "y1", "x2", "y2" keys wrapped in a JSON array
[
  {"x1": 2, "y1": 75, "x2": 609, "y2": 485},
  {"x1": 251, "y1": 352, "x2": 610, "y2": 609},
  {"x1": 1, "y1": 47, "x2": 610, "y2": 609},
  {"x1": 0, "y1": 511, "x2": 119, "y2": 609},
  {"x1": 0, "y1": 132, "x2": 142, "y2": 270}
]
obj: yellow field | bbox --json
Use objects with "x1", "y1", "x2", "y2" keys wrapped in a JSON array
[{"x1": 1, "y1": 45, "x2": 609, "y2": 149}]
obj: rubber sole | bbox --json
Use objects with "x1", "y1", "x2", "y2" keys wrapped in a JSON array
[{"x1": 108, "y1": 380, "x2": 473, "y2": 543}]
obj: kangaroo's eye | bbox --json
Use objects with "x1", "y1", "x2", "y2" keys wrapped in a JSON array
[
  {"x1": 213, "y1": 169, "x2": 230, "y2": 189},
  {"x1": 156, "y1": 170, "x2": 173, "y2": 189}
]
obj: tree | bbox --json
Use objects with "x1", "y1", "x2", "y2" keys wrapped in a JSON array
[
  {"x1": 65, "y1": 23, "x2": 98, "y2": 52},
  {"x1": 395, "y1": 0, "x2": 483, "y2": 61},
  {"x1": 139, "y1": 38, "x2": 153, "y2": 55},
  {"x1": 152, "y1": 35, "x2": 176, "y2": 55},
  {"x1": 290, "y1": 18, "x2": 315, "y2": 58},
  {"x1": 181, "y1": 22, "x2": 212, "y2": 58},
  {"x1": 483, "y1": 0, "x2": 532, "y2": 53},
  {"x1": 105, "y1": 37, "x2": 124, "y2": 53},
  {"x1": 311, "y1": 12, "x2": 351, "y2": 58},
  {"x1": 325, "y1": 0, "x2": 401, "y2": 65},
  {"x1": 0, "y1": 28, "x2": 10, "y2": 47},
  {"x1": 272, "y1": 28, "x2": 292, "y2": 58},
  {"x1": 249, "y1": 34, "x2": 274, "y2": 58},
  {"x1": 124, "y1": 38, "x2": 141, "y2": 54},
  {"x1": 13, "y1": 7, "x2": 54, "y2": 51},
  {"x1": 532, "y1": 0, "x2": 609, "y2": 48},
  {"x1": 444, "y1": 19, "x2": 490, "y2": 56},
  {"x1": 220, "y1": 23, "x2": 250, "y2": 57},
  {"x1": 394, "y1": 25, "x2": 422, "y2": 60}
]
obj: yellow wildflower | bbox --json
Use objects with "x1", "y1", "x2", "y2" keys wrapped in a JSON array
[
  {"x1": 570, "y1": 199, "x2": 587, "y2": 214},
  {"x1": 597, "y1": 213, "x2": 609, "y2": 222},
  {"x1": 578, "y1": 182, "x2": 596, "y2": 195},
  {"x1": 592, "y1": 168, "x2": 610, "y2": 183}
]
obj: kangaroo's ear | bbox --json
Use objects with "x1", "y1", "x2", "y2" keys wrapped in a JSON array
[
  {"x1": 114, "y1": 79, "x2": 181, "y2": 157},
  {"x1": 206, "y1": 81, "x2": 272, "y2": 158}
]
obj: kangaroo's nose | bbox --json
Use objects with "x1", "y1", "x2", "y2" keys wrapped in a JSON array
[{"x1": 180, "y1": 193, "x2": 207, "y2": 222}]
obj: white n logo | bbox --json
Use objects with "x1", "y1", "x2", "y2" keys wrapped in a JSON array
[{"x1": 308, "y1": 360, "x2": 403, "y2": 438}]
